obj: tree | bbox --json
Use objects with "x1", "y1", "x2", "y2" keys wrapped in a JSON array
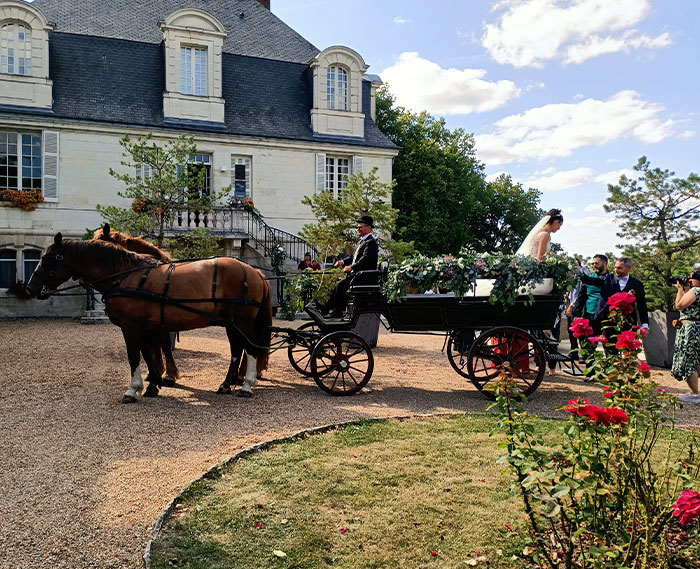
[
  {"x1": 605, "y1": 156, "x2": 700, "y2": 310},
  {"x1": 478, "y1": 174, "x2": 542, "y2": 254},
  {"x1": 375, "y1": 87, "x2": 542, "y2": 256},
  {"x1": 299, "y1": 167, "x2": 414, "y2": 262},
  {"x1": 97, "y1": 133, "x2": 221, "y2": 249}
]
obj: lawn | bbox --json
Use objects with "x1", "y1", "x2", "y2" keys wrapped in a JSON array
[{"x1": 148, "y1": 414, "x2": 564, "y2": 569}]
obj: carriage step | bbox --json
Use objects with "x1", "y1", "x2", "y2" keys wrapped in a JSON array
[{"x1": 546, "y1": 353, "x2": 571, "y2": 362}]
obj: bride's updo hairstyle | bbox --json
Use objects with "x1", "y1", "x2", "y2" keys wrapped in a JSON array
[{"x1": 545, "y1": 208, "x2": 563, "y2": 225}]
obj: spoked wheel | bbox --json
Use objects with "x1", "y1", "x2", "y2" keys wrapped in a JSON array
[
  {"x1": 310, "y1": 331, "x2": 374, "y2": 396},
  {"x1": 287, "y1": 321, "x2": 321, "y2": 376},
  {"x1": 446, "y1": 329, "x2": 477, "y2": 379},
  {"x1": 467, "y1": 326, "x2": 545, "y2": 399}
]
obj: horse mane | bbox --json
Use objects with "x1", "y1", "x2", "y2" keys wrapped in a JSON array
[
  {"x1": 93, "y1": 227, "x2": 173, "y2": 262},
  {"x1": 62, "y1": 239, "x2": 152, "y2": 274}
]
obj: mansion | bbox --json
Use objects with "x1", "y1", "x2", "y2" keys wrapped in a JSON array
[{"x1": 0, "y1": 0, "x2": 397, "y2": 316}]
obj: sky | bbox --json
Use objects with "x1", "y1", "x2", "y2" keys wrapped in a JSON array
[{"x1": 273, "y1": 0, "x2": 699, "y2": 259}]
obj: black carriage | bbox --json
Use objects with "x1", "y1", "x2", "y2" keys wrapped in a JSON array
[{"x1": 274, "y1": 270, "x2": 570, "y2": 399}]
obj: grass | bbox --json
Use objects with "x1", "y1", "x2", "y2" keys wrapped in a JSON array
[{"x1": 149, "y1": 413, "x2": 563, "y2": 569}]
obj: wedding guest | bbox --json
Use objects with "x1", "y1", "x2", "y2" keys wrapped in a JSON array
[
  {"x1": 572, "y1": 254, "x2": 609, "y2": 334},
  {"x1": 671, "y1": 270, "x2": 700, "y2": 403},
  {"x1": 298, "y1": 252, "x2": 321, "y2": 271}
]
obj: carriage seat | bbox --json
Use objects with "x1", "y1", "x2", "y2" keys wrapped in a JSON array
[{"x1": 349, "y1": 261, "x2": 388, "y2": 294}]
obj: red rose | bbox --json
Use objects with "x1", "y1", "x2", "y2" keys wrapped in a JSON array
[
  {"x1": 673, "y1": 490, "x2": 700, "y2": 525},
  {"x1": 608, "y1": 291, "x2": 636, "y2": 315},
  {"x1": 569, "y1": 318, "x2": 594, "y2": 338},
  {"x1": 616, "y1": 330, "x2": 642, "y2": 351}
]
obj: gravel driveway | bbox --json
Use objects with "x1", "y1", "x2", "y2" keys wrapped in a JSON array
[{"x1": 1, "y1": 319, "x2": 696, "y2": 569}]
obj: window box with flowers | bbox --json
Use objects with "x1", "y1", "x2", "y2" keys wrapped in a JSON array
[
  {"x1": 382, "y1": 250, "x2": 578, "y2": 309},
  {"x1": 0, "y1": 189, "x2": 44, "y2": 211}
]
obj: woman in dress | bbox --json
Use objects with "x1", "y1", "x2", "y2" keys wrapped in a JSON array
[
  {"x1": 516, "y1": 209, "x2": 564, "y2": 261},
  {"x1": 671, "y1": 270, "x2": 700, "y2": 403}
]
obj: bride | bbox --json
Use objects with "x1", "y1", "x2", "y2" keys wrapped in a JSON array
[{"x1": 515, "y1": 209, "x2": 564, "y2": 261}]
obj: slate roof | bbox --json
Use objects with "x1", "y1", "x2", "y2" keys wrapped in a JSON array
[
  {"x1": 6, "y1": 1, "x2": 396, "y2": 150},
  {"x1": 30, "y1": 0, "x2": 320, "y2": 63}
]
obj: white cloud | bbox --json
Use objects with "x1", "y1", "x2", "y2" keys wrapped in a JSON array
[
  {"x1": 393, "y1": 16, "x2": 409, "y2": 25},
  {"x1": 680, "y1": 130, "x2": 696, "y2": 139},
  {"x1": 584, "y1": 202, "x2": 606, "y2": 213},
  {"x1": 524, "y1": 167, "x2": 595, "y2": 190},
  {"x1": 482, "y1": 0, "x2": 672, "y2": 67},
  {"x1": 557, "y1": 214, "x2": 623, "y2": 257},
  {"x1": 594, "y1": 169, "x2": 636, "y2": 185},
  {"x1": 476, "y1": 90, "x2": 679, "y2": 165},
  {"x1": 380, "y1": 51, "x2": 521, "y2": 115}
]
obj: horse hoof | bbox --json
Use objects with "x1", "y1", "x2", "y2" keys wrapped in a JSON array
[
  {"x1": 217, "y1": 384, "x2": 232, "y2": 394},
  {"x1": 161, "y1": 377, "x2": 176, "y2": 388},
  {"x1": 121, "y1": 395, "x2": 139, "y2": 404},
  {"x1": 233, "y1": 376, "x2": 245, "y2": 386},
  {"x1": 144, "y1": 384, "x2": 160, "y2": 397},
  {"x1": 237, "y1": 390, "x2": 253, "y2": 398}
]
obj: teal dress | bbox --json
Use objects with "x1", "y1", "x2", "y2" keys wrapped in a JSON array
[{"x1": 671, "y1": 287, "x2": 700, "y2": 382}]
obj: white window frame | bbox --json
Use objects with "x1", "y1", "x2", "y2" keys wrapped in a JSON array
[
  {"x1": 22, "y1": 249, "x2": 41, "y2": 281},
  {"x1": 0, "y1": 22, "x2": 32, "y2": 76},
  {"x1": 180, "y1": 45, "x2": 207, "y2": 96},
  {"x1": 0, "y1": 130, "x2": 42, "y2": 192},
  {"x1": 231, "y1": 156, "x2": 251, "y2": 199},
  {"x1": 325, "y1": 156, "x2": 350, "y2": 201},
  {"x1": 326, "y1": 66, "x2": 348, "y2": 111}
]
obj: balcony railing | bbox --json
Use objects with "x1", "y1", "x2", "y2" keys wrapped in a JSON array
[{"x1": 168, "y1": 205, "x2": 318, "y2": 265}]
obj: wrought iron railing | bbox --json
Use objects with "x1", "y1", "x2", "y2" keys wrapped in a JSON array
[{"x1": 169, "y1": 205, "x2": 318, "y2": 264}]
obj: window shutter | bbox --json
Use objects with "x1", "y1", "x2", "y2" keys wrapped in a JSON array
[
  {"x1": 42, "y1": 131, "x2": 59, "y2": 201},
  {"x1": 352, "y1": 155, "x2": 363, "y2": 175},
  {"x1": 315, "y1": 153, "x2": 326, "y2": 194}
]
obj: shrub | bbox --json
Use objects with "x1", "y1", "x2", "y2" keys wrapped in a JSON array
[{"x1": 490, "y1": 294, "x2": 700, "y2": 568}]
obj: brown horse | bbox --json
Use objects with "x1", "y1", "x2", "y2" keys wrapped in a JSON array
[
  {"x1": 93, "y1": 224, "x2": 179, "y2": 387},
  {"x1": 28, "y1": 233, "x2": 272, "y2": 402}
]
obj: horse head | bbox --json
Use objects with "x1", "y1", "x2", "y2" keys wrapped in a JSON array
[{"x1": 27, "y1": 233, "x2": 72, "y2": 299}]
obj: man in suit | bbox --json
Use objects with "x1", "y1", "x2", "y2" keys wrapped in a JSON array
[
  {"x1": 320, "y1": 215, "x2": 379, "y2": 318},
  {"x1": 579, "y1": 256, "x2": 649, "y2": 334}
]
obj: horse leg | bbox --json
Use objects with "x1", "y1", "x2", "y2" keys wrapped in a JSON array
[
  {"x1": 217, "y1": 326, "x2": 244, "y2": 394},
  {"x1": 238, "y1": 353, "x2": 259, "y2": 398},
  {"x1": 160, "y1": 330, "x2": 180, "y2": 387},
  {"x1": 121, "y1": 330, "x2": 144, "y2": 404},
  {"x1": 143, "y1": 336, "x2": 166, "y2": 398}
]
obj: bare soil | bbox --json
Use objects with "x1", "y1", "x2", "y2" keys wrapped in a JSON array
[{"x1": 0, "y1": 319, "x2": 696, "y2": 569}]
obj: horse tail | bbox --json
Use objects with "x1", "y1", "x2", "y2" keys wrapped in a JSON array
[{"x1": 254, "y1": 271, "x2": 273, "y2": 373}]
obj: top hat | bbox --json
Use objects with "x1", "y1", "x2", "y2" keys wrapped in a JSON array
[{"x1": 356, "y1": 215, "x2": 374, "y2": 227}]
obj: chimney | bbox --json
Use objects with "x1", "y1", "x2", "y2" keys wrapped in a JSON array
[{"x1": 256, "y1": 0, "x2": 270, "y2": 9}]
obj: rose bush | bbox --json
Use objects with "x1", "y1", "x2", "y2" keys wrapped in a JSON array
[{"x1": 490, "y1": 291, "x2": 700, "y2": 568}]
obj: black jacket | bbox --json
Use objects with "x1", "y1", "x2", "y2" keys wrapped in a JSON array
[
  {"x1": 579, "y1": 273, "x2": 649, "y2": 325},
  {"x1": 343, "y1": 234, "x2": 378, "y2": 272}
]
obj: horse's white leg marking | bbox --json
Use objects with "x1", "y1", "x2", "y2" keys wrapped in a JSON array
[
  {"x1": 124, "y1": 364, "x2": 144, "y2": 399},
  {"x1": 240, "y1": 354, "x2": 258, "y2": 395}
]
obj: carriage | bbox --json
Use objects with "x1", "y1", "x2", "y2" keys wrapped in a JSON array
[
  {"x1": 27, "y1": 232, "x2": 575, "y2": 402},
  {"x1": 276, "y1": 269, "x2": 572, "y2": 399}
]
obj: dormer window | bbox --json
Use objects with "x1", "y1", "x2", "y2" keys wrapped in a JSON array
[
  {"x1": 310, "y1": 46, "x2": 368, "y2": 138},
  {"x1": 327, "y1": 66, "x2": 347, "y2": 110},
  {"x1": 181, "y1": 46, "x2": 207, "y2": 96},
  {"x1": 1, "y1": 22, "x2": 32, "y2": 75},
  {"x1": 160, "y1": 9, "x2": 226, "y2": 123}
]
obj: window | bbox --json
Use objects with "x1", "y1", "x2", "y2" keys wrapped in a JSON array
[
  {"x1": 327, "y1": 66, "x2": 348, "y2": 110},
  {"x1": 0, "y1": 249, "x2": 16, "y2": 288},
  {"x1": 177, "y1": 154, "x2": 211, "y2": 228},
  {"x1": 188, "y1": 153, "x2": 211, "y2": 196},
  {"x1": 0, "y1": 131, "x2": 42, "y2": 191},
  {"x1": 23, "y1": 249, "x2": 40, "y2": 281},
  {"x1": 0, "y1": 23, "x2": 32, "y2": 76},
  {"x1": 181, "y1": 46, "x2": 207, "y2": 96},
  {"x1": 231, "y1": 157, "x2": 251, "y2": 199},
  {"x1": 325, "y1": 157, "x2": 350, "y2": 200},
  {"x1": 135, "y1": 163, "x2": 152, "y2": 182}
]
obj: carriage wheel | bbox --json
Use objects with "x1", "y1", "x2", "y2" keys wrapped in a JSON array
[
  {"x1": 287, "y1": 321, "x2": 321, "y2": 376},
  {"x1": 447, "y1": 330, "x2": 479, "y2": 379},
  {"x1": 310, "y1": 331, "x2": 374, "y2": 396},
  {"x1": 467, "y1": 326, "x2": 545, "y2": 399}
]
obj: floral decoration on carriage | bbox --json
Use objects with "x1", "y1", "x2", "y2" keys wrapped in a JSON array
[{"x1": 381, "y1": 249, "x2": 578, "y2": 308}]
